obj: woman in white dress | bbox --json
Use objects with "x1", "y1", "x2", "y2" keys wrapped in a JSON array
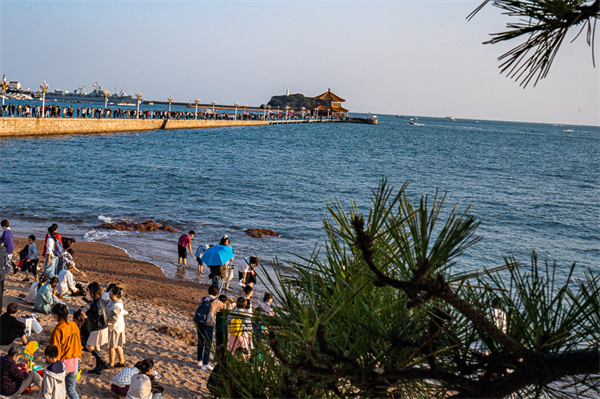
[{"x1": 107, "y1": 286, "x2": 128, "y2": 368}]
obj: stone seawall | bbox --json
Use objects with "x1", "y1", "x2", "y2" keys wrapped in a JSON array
[{"x1": 0, "y1": 118, "x2": 269, "y2": 137}]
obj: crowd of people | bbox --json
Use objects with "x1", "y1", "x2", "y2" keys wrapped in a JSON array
[
  {"x1": 0, "y1": 102, "x2": 323, "y2": 122},
  {"x1": 0, "y1": 219, "x2": 275, "y2": 398},
  {"x1": 177, "y1": 231, "x2": 274, "y2": 371},
  {"x1": 0, "y1": 219, "x2": 164, "y2": 398}
]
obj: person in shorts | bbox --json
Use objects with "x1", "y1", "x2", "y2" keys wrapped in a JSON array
[
  {"x1": 177, "y1": 230, "x2": 195, "y2": 267},
  {"x1": 22, "y1": 235, "x2": 39, "y2": 282}
]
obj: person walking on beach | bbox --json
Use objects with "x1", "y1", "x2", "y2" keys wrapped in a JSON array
[
  {"x1": 177, "y1": 230, "x2": 195, "y2": 267},
  {"x1": 1, "y1": 219, "x2": 14, "y2": 261},
  {"x1": 227, "y1": 297, "x2": 251, "y2": 357},
  {"x1": 219, "y1": 236, "x2": 235, "y2": 291},
  {"x1": 85, "y1": 282, "x2": 110, "y2": 374},
  {"x1": 44, "y1": 226, "x2": 63, "y2": 278},
  {"x1": 194, "y1": 284, "x2": 225, "y2": 371},
  {"x1": 49, "y1": 303, "x2": 81, "y2": 399}
]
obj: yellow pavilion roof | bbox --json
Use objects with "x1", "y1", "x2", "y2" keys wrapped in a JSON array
[{"x1": 312, "y1": 88, "x2": 346, "y2": 102}]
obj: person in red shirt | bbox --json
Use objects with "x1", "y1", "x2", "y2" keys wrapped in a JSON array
[{"x1": 177, "y1": 230, "x2": 195, "y2": 267}]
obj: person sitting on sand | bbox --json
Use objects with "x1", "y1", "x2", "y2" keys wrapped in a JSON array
[
  {"x1": 38, "y1": 344, "x2": 67, "y2": 399},
  {"x1": 73, "y1": 309, "x2": 91, "y2": 350},
  {"x1": 112, "y1": 360, "x2": 143, "y2": 398},
  {"x1": 177, "y1": 230, "x2": 195, "y2": 267},
  {"x1": 50, "y1": 303, "x2": 82, "y2": 399},
  {"x1": 34, "y1": 276, "x2": 59, "y2": 315},
  {"x1": 107, "y1": 285, "x2": 128, "y2": 368},
  {"x1": 85, "y1": 282, "x2": 110, "y2": 374},
  {"x1": 0, "y1": 344, "x2": 43, "y2": 397},
  {"x1": 126, "y1": 359, "x2": 164, "y2": 399},
  {"x1": 0, "y1": 303, "x2": 28, "y2": 346},
  {"x1": 27, "y1": 274, "x2": 49, "y2": 303},
  {"x1": 56, "y1": 264, "x2": 84, "y2": 297}
]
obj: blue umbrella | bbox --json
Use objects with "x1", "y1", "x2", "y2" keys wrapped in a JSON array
[{"x1": 200, "y1": 244, "x2": 234, "y2": 266}]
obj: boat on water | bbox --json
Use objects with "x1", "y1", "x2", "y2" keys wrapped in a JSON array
[
  {"x1": 563, "y1": 128, "x2": 574, "y2": 132},
  {"x1": 42, "y1": 82, "x2": 136, "y2": 104},
  {"x1": 446, "y1": 116, "x2": 456, "y2": 121},
  {"x1": 409, "y1": 121, "x2": 425, "y2": 126}
]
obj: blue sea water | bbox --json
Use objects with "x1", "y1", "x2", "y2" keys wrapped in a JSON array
[{"x1": 1, "y1": 114, "x2": 598, "y2": 284}]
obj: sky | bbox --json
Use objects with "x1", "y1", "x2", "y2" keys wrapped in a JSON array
[{"x1": 1, "y1": 0, "x2": 598, "y2": 126}]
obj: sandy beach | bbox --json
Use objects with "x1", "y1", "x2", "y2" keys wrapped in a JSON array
[{"x1": 1, "y1": 237, "x2": 220, "y2": 399}]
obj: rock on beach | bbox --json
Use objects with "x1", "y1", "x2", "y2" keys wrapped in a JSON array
[
  {"x1": 96, "y1": 220, "x2": 177, "y2": 232},
  {"x1": 245, "y1": 228, "x2": 277, "y2": 238}
]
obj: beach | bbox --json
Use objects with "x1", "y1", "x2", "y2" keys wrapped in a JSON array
[{"x1": 1, "y1": 237, "x2": 215, "y2": 399}]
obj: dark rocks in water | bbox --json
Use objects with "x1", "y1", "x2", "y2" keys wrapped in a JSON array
[
  {"x1": 153, "y1": 326, "x2": 197, "y2": 346},
  {"x1": 246, "y1": 228, "x2": 276, "y2": 238},
  {"x1": 96, "y1": 220, "x2": 177, "y2": 233}
]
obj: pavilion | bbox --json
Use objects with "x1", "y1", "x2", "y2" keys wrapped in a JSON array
[{"x1": 308, "y1": 88, "x2": 349, "y2": 118}]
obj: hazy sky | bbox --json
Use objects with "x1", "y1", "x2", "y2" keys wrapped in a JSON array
[{"x1": 1, "y1": 0, "x2": 598, "y2": 125}]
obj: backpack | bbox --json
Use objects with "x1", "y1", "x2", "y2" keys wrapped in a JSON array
[
  {"x1": 229, "y1": 310, "x2": 245, "y2": 337},
  {"x1": 194, "y1": 297, "x2": 216, "y2": 325}
]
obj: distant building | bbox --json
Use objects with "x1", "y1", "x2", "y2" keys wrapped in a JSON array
[
  {"x1": 308, "y1": 88, "x2": 349, "y2": 117},
  {"x1": 8, "y1": 81, "x2": 21, "y2": 90},
  {"x1": 286, "y1": 88, "x2": 289, "y2": 96}
]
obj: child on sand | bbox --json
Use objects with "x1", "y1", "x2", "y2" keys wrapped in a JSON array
[
  {"x1": 107, "y1": 285, "x2": 128, "y2": 368},
  {"x1": 22, "y1": 235, "x2": 38, "y2": 282},
  {"x1": 126, "y1": 359, "x2": 164, "y2": 399},
  {"x1": 261, "y1": 292, "x2": 274, "y2": 316},
  {"x1": 227, "y1": 297, "x2": 251, "y2": 357},
  {"x1": 27, "y1": 275, "x2": 48, "y2": 303},
  {"x1": 39, "y1": 344, "x2": 67, "y2": 399},
  {"x1": 111, "y1": 360, "x2": 143, "y2": 398}
]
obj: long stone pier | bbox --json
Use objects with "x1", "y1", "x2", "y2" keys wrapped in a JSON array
[{"x1": 0, "y1": 118, "x2": 269, "y2": 137}]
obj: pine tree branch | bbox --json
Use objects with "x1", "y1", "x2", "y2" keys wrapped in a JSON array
[{"x1": 351, "y1": 214, "x2": 535, "y2": 362}]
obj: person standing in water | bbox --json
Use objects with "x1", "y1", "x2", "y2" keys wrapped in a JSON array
[{"x1": 177, "y1": 230, "x2": 195, "y2": 267}]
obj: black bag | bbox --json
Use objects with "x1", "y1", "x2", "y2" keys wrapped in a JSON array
[{"x1": 194, "y1": 297, "x2": 216, "y2": 325}]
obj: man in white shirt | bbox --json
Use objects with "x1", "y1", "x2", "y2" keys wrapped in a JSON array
[{"x1": 56, "y1": 265, "x2": 82, "y2": 297}]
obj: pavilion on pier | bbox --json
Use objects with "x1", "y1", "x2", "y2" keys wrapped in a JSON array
[{"x1": 308, "y1": 88, "x2": 349, "y2": 117}]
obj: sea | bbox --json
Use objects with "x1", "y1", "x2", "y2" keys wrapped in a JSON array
[{"x1": 1, "y1": 107, "x2": 598, "y2": 287}]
